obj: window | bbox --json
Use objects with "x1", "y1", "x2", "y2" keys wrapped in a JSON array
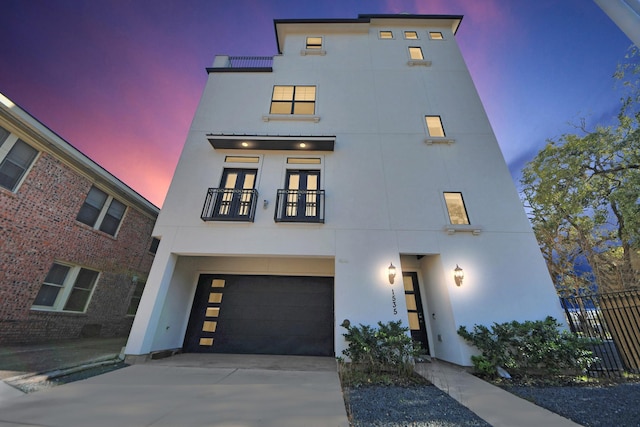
[
  {"x1": 425, "y1": 116, "x2": 445, "y2": 137},
  {"x1": 306, "y1": 36, "x2": 323, "y2": 49},
  {"x1": 270, "y1": 86, "x2": 316, "y2": 115},
  {"x1": 287, "y1": 157, "x2": 321, "y2": 164},
  {"x1": 275, "y1": 170, "x2": 324, "y2": 223},
  {"x1": 379, "y1": 31, "x2": 393, "y2": 39},
  {"x1": 32, "y1": 262, "x2": 99, "y2": 312},
  {"x1": 429, "y1": 32, "x2": 444, "y2": 40},
  {"x1": 444, "y1": 192, "x2": 470, "y2": 225},
  {"x1": 76, "y1": 186, "x2": 127, "y2": 236},
  {"x1": 0, "y1": 126, "x2": 9, "y2": 145},
  {"x1": 224, "y1": 156, "x2": 259, "y2": 163},
  {"x1": 149, "y1": 237, "x2": 160, "y2": 254},
  {"x1": 0, "y1": 125, "x2": 38, "y2": 192},
  {"x1": 127, "y1": 280, "x2": 146, "y2": 316},
  {"x1": 409, "y1": 47, "x2": 424, "y2": 60},
  {"x1": 202, "y1": 168, "x2": 258, "y2": 221},
  {"x1": 404, "y1": 31, "x2": 419, "y2": 39}
]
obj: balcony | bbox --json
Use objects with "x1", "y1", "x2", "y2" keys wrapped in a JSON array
[
  {"x1": 274, "y1": 189, "x2": 325, "y2": 223},
  {"x1": 201, "y1": 188, "x2": 259, "y2": 222},
  {"x1": 207, "y1": 56, "x2": 273, "y2": 73}
]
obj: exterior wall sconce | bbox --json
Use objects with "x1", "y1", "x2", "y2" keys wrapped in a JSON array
[
  {"x1": 454, "y1": 265, "x2": 464, "y2": 286},
  {"x1": 388, "y1": 263, "x2": 397, "y2": 284}
]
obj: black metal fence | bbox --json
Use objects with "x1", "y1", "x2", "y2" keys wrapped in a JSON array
[{"x1": 560, "y1": 289, "x2": 640, "y2": 377}]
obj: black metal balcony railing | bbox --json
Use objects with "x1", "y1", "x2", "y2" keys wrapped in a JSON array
[
  {"x1": 228, "y1": 56, "x2": 273, "y2": 69},
  {"x1": 201, "y1": 188, "x2": 258, "y2": 222},
  {"x1": 274, "y1": 189, "x2": 325, "y2": 223}
]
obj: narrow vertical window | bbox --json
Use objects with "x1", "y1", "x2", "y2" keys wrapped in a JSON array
[
  {"x1": 409, "y1": 47, "x2": 424, "y2": 60},
  {"x1": 444, "y1": 192, "x2": 470, "y2": 225},
  {"x1": 425, "y1": 116, "x2": 445, "y2": 137},
  {"x1": 149, "y1": 237, "x2": 160, "y2": 254}
]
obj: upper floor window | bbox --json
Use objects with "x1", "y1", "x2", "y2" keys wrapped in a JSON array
[
  {"x1": 275, "y1": 169, "x2": 324, "y2": 223},
  {"x1": 444, "y1": 192, "x2": 470, "y2": 225},
  {"x1": 202, "y1": 168, "x2": 258, "y2": 222},
  {"x1": 379, "y1": 31, "x2": 393, "y2": 39},
  {"x1": 429, "y1": 32, "x2": 444, "y2": 40},
  {"x1": 404, "y1": 31, "x2": 418, "y2": 39},
  {"x1": 76, "y1": 186, "x2": 127, "y2": 236},
  {"x1": 306, "y1": 37, "x2": 323, "y2": 49},
  {"x1": 0, "y1": 125, "x2": 38, "y2": 192},
  {"x1": 425, "y1": 116, "x2": 446, "y2": 137},
  {"x1": 409, "y1": 47, "x2": 424, "y2": 60},
  {"x1": 32, "y1": 262, "x2": 100, "y2": 313},
  {"x1": 270, "y1": 85, "x2": 316, "y2": 115}
]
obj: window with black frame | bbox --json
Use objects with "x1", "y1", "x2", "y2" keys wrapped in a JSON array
[
  {"x1": 202, "y1": 168, "x2": 258, "y2": 221},
  {"x1": 275, "y1": 169, "x2": 324, "y2": 223}
]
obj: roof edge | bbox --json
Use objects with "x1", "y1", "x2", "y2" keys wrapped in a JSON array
[
  {"x1": 274, "y1": 13, "x2": 464, "y2": 53},
  {"x1": 0, "y1": 92, "x2": 160, "y2": 216}
]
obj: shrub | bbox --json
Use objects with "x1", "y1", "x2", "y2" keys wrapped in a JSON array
[
  {"x1": 457, "y1": 316, "x2": 599, "y2": 377},
  {"x1": 340, "y1": 320, "x2": 420, "y2": 377}
]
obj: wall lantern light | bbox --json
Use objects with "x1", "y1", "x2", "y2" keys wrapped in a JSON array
[
  {"x1": 454, "y1": 264, "x2": 464, "y2": 286},
  {"x1": 388, "y1": 263, "x2": 397, "y2": 284}
]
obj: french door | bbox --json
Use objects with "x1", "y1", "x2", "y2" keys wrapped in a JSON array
[
  {"x1": 283, "y1": 170, "x2": 320, "y2": 220},
  {"x1": 213, "y1": 169, "x2": 257, "y2": 220}
]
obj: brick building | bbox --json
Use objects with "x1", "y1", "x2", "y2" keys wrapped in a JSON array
[{"x1": 0, "y1": 93, "x2": 159, "y2": 344}]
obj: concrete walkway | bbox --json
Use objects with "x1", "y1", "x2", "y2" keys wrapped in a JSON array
[
  {"x1": 0, "y1": 339, "x2": 586, "y2": 426},
  {"x1": 0, "y1": 353, "x2": 349, "y2": 427},
  {"x1": 415, "y1": 360, "x2": 582, "y2": 427}
]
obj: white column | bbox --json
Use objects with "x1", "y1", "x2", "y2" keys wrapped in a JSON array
[{"x1": 125, "y1": 236, "x2": 178, "y2": 355}]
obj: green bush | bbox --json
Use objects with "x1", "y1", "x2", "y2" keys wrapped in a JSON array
[
  {"x1": 340, "y1": 320, "x2": 420, "y2": 376},
  {"x1": 457, "y1": 316, "x2": 599, "y2": 377}
]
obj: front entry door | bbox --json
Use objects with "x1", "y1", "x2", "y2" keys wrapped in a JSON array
[{"x1": 403, "y1": 272, "x2": 430, "y2": 354}]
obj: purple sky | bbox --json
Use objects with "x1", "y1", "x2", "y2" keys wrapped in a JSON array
[{"x1": 0, "y1": 0, "x2": 632, "y2": 207}]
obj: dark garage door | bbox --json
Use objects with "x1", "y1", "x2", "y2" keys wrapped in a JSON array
[{"x1": 183, "y1": 274, "x2": 334, "y2": 356}]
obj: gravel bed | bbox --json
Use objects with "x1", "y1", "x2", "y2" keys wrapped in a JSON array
[
  {"x1": 345, "y1": 385, "x2": 490, "y2": 427},
  {"x1": 346, "y1": 381, "x2": 640, "y2": 427},
  {"x1": 503, "y1": 382, "x2": 640, "y2": 427}
]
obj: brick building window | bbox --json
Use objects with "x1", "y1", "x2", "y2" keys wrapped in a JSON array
[
  {"x1": 32, "y1": 262, "x2": 100, "y2": 313},
  {"x1": 76, "y1": 186, "x2": 127, "y2": 236},
  {"x1": 0, "y1": 125, "x2": 38, "y2": 192},
  {"x1": 127, "y1": 280, "x2": 146, "y2": 316},
  {"x1": 149, "y1": 237, "x2": 160, "y2": 254}
]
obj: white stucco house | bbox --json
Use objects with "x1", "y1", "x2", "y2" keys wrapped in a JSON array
[{"x1": 125, "y1": 14, "x2": 565, "y2": 366}]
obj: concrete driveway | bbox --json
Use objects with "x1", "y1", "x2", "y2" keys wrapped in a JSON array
[{"x1": 0, "y1": 353, "x2": 349, "y2": 427}]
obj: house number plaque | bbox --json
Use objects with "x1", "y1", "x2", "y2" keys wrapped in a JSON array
[{"x1": 391, "y1": 289, "x2": 398, "y2": 315}]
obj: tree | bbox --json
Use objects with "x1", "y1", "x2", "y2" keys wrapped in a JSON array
[{"x1": 521, "y1": 47, "x2": 640, "y2": 294}]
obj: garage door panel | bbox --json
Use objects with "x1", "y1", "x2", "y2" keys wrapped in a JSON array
[{"x1": 183, "y1": 274, "x2": 334, "y2": 356}]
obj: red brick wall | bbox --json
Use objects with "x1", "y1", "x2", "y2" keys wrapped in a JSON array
[{"x1": 0, "y1": 150, "x2": 157, "y2": 344}]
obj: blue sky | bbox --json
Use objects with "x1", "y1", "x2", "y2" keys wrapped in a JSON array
[{"x1": 0, "y1": 0, "x2": 633, "y2": 206}]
